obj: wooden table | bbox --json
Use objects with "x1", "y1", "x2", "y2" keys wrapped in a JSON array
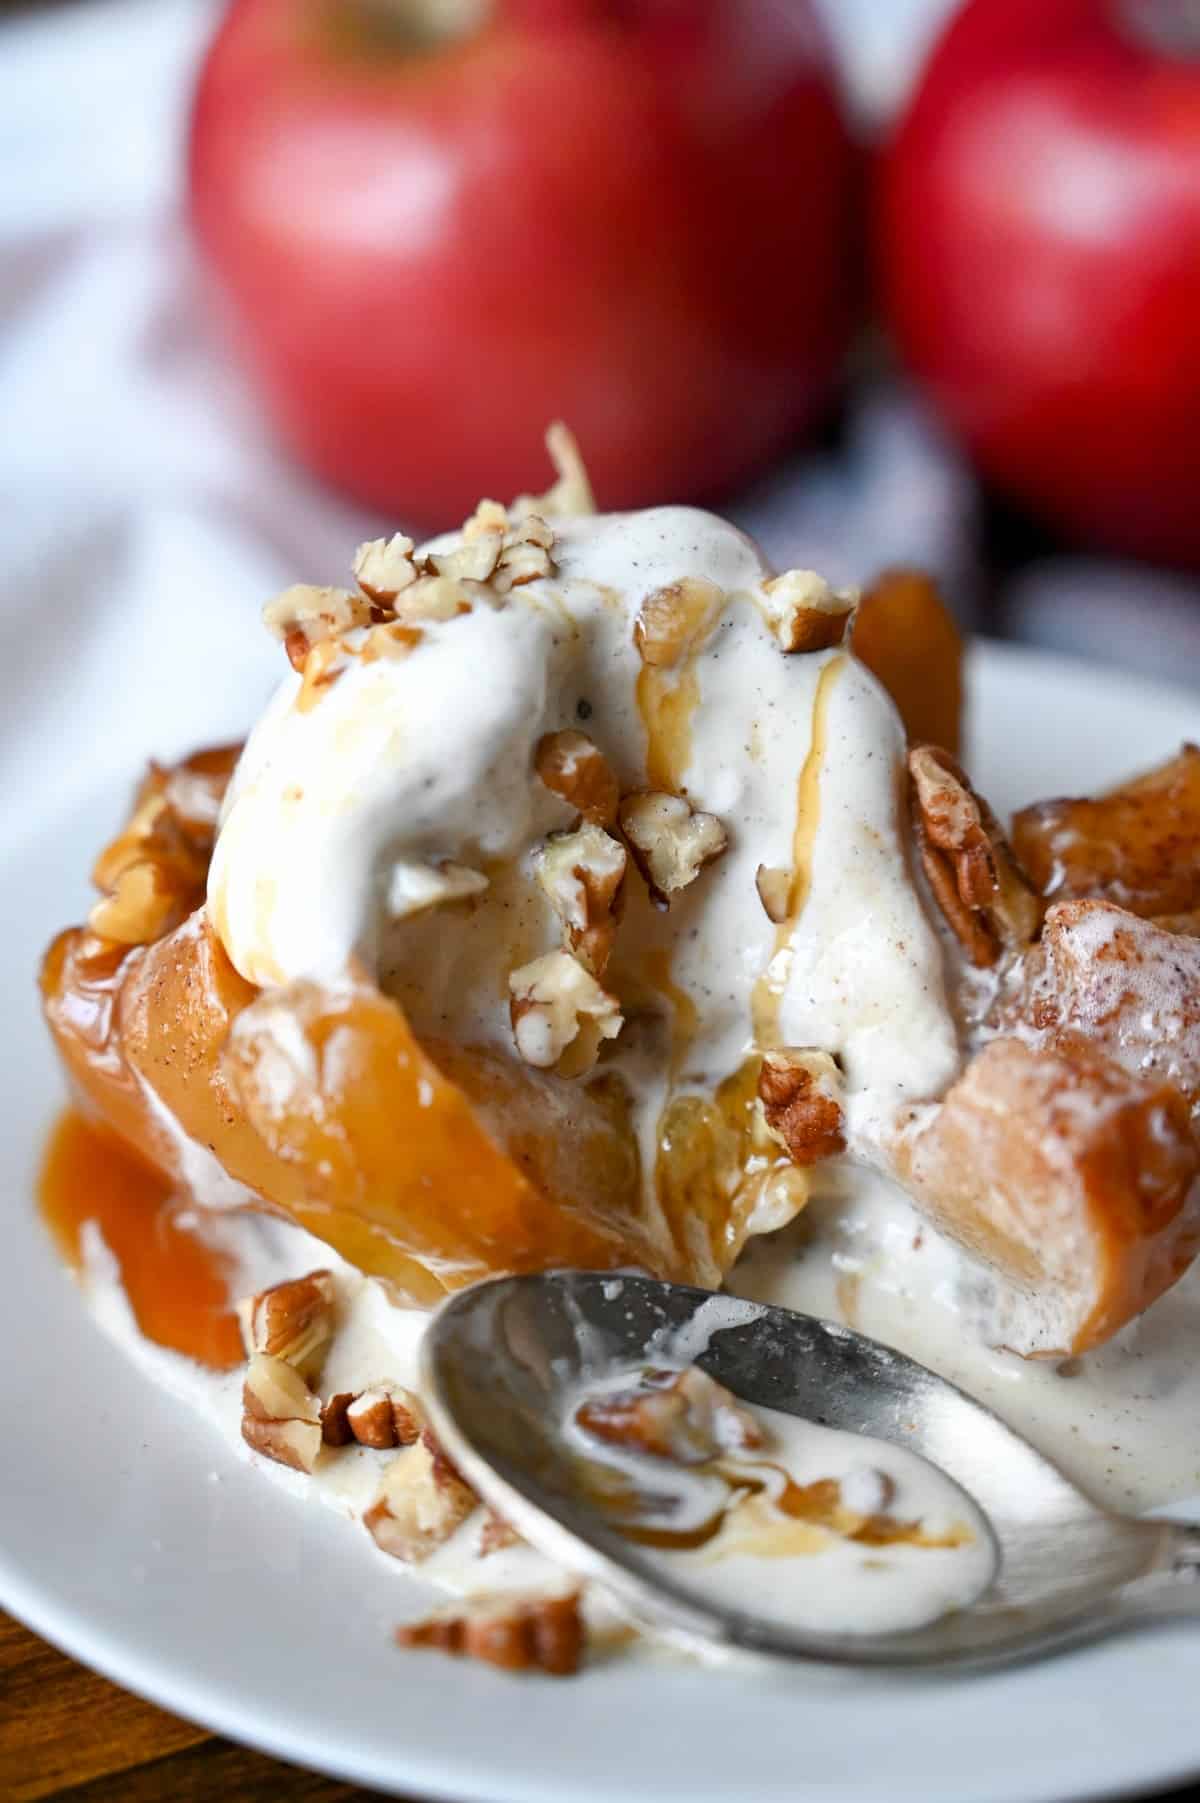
[
  {"x1": 7, "y1": 1608, "x2": 1200, "y2": 1802},
  {"x1": 0, "y1": 1614, "x2": 412, "y2": 1801}
]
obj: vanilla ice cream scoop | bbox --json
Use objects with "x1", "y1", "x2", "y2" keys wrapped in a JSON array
[{"x1": 207, "y1": 488, "x2": 960, "y2": 1222}]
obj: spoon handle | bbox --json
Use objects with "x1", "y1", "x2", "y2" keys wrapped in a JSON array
[
  {"x1": 1123, "y1": 1521, "x2": 1200, "y2": 1621},
  {"x1": 1165, "y1": 1523, "x2": 1200, "y2": 1582}
]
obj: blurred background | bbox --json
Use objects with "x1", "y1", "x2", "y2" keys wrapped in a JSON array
[{"x1": 3, "y1": 0, "x2": 1200, "y2": 693}]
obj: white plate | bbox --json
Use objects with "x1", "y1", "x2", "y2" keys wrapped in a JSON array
[{"x1": 4, "y1": 641, "x2": 1200, "y2": 1803}]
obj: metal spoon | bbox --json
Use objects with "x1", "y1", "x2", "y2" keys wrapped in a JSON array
[{"x1": 421, "y1": 1270, "x2": 1200, "y2": 1670}]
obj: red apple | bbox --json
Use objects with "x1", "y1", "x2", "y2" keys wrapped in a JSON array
[
  {"x1": 188, "y1": 0, "x2": 857, "y2": 526},
  {"x1": 879, "y1": 0, "x2": 1200, "y2": 567}
]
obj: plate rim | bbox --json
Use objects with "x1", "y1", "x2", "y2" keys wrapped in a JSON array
[{"x1": 6, "y1": 637, "x2": 1200, "y2": 1803}]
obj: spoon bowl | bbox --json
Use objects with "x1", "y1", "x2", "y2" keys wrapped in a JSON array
[{"x1": 422, "y1": 1272, "x2": 1200, "y2": 1669}]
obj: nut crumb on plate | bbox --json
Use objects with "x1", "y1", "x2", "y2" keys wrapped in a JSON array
[
  {"x1": 363, "y1": 1432, "x2": 477, "y2": 1563},
  {"x1": 395, "y1": 1591, "x2": 584, "y2": 1676},
  {"x1": 241, "y1": 1352, "x2": 324, "y2": 1475}
]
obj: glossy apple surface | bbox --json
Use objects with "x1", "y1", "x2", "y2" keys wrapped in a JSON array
[
  {"x1": 880, "y1": 0, "x2": 1200, "y2": 565},
  {"x1": 189, "y1": 0, "x2": 857, "y2": 525}
]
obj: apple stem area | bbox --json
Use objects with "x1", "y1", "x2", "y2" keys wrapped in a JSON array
[
  {"x1": 331, "y1": 0, "x2": 490, "y2": 54},
  {"x1": 1117, "y1": 0, "x2": 1200, "y2": 57}
]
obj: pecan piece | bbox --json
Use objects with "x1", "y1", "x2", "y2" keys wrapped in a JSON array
[
  {"x1": 910, "y1": 745, "x2": 1041, "y2": 967},
  {"x1": 534, "y1": 730, "x2": 619, "y2": 828},
  {"x1": 429, "y1": 529, "x2": 504, "y2": 585},
  {"x1": 755, "y1": 864, "x2": 791, "y2": 924},
  {"x1": 245, "y1": 1270, "x2": 335, "y2": 1382},
  {"x1": 321, "y1": 1392, "x2": 356, "y2": 1447},
  {"x1": 364, "y1": 1432, "x2": 476, "y2": 1563},
  {"x1": 494, "y1": 512, "x2": 555, "y2": 591},
  {"x1": 395, "y1": 1591, "x2": 584, "y2": 1676},
  {"x1": 534, "y1": 823, "x2": 627, "y2": 975},
  {"x1": 241, "y1": 1353, "x2": 323, "y2": 1474},
  {"x1": 352, "y1": 534, "x2": 418, "y2": 606},
  {"x1": 88, "y1": 786, "x2": 210, "y2": 947},
  {"x1": 619, "y1": 791, "x2": 727, "y2": 907},
  {"x1": 761, "y1": 569, "x2": 857, "y2": 654},
  {"x1": 264, "y1": 584, "x2": 370, "y2": 665},
  {"x1": 479, "y1": 1510, "x2": 522, "y2": 1556},
  {"x1": 758, "y1": 1049, "x2": 846, "y2": 1166},
  {"x1": 509, "y1": 949, "x2": 623, "y2": 1078},
  {"x1": 88, "y1": 859, "x2": 187, "y2": 947},
  {"x1": 345, "y1": 1384, "x2": 424, "y2": 1450},
  {"x1": 633, "y1": 577, "x2": 724, "y2": 669},
  {"x1": 390, "y1": 573, "x2": 478, "y2": 623},
  {"x1": 575, "y1": 1365, "x2": 763, "y2": 1464},
  {"x1": 387, "y1": 860, "x2": 488, "y2": 920}
]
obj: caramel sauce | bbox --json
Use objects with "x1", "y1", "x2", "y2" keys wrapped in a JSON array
[
  {"x1": 751, "y1": 655, "x2": 845, "y2": 1048},
  {"x1": 654, "y1": 1058, "x2": 804, "y2": 1282},
  {"x1": 634, "y1": 582, "x2": 725, "y2": 793},
  {"x1": 637, "y1": 661, "x2": 702, "y2": 793},
  {"x1": 639, "y1": 946, "x2": 699, "y2": 1082},
  {"x1": 583, "y1": 1450, "x2": 970, "y2": 1557},
  {"x1": 38, "y1": 1108, "x2": 244, "y2": 1371}
]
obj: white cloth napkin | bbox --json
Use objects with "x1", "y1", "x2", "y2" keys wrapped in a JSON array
[
  {"x1": 4, "y1": 0, "x2": 1189, "y2": 874},
  {"x1": 0, "y1": 0, "x2": 986, "y2": 850}
]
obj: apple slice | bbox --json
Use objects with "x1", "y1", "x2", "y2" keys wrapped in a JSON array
[
  {"x1": 1012, "y1": 745, "x2": 1200, "y2": 919},
  {"x1": 851, "y1": 568, "x2": 963, "y2": 756},
  {"x1": 895, "y1": 1037, "x2": 1200, "y2": 1358},
  {"x1": 43, "y1": 913, "x2": 673, "y2": 1305}
]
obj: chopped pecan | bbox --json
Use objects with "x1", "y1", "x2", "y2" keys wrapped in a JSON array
[
  {"x1": 390, "y1": 574, "x2": 477, "y2": 623},
  {"x1": 295, "y1": 636, "x2": 349, "y2": 712},
  {"x1": 364, "y1": 1431, "x2": 477, "y2": 1563},
  {"x1": 758, "y1": 1049, "x2": 846, "y2": 1165},
  {"x1": 88, "y1": 784, "x2": 210, "y2": 947},
  {"x1": 395, "y1": 1591, "x2": 584, "y2": 1676},
  {"x1": 321, "y1": 1392, "x2": 356, "y2": 1447},
  {"x1": 755, "y1": 864, "x2": 791, "y2": 924},
  {"x1": 387, "y1": 860, "x2": 489, "y2": 920},
  {"x1": 462, "y1": 498, "x2": 510, "y2": 541},
  {"x1": 534, "y1": 730, "x2": 620, "y2": 828},
  {"x1": 575, "y1": 1365, "x2": 763, "y2": 1464},
  {"x1": 761, "y1": 569, "x2": 857, "y2": 653},
  {"x1": 534, "y1": 824, "x2": 626, "y2": 975},
  {"x1": 429, "y1": 529, "x2": 504, "y2": 585},
  {"x1": 88, "y1": 859, "x2": 185, "y2": 947},
  {"x1": 509, "y1": 949, "x2": 623, "y2": 1078},
  {"x1": 245, "y1": 1270, "x2": 336, "y2": 1382},
  {"x1": 633, "y1": 577, "x2": 724, "y2": 669},
  {"x1": 346, "y1": 1384, "x2": 424, "y2": 1450},
  {"x1": 241, "y1": 1353, "x2": 323, "y2": 1474},
  {"x1": 352, "y1": 535, "x2": 419, "y2": 605},
  {"x1": 264, "y1": 584, "x2": 370, "y2": 664},
  {"x1": 910, "y1": 745, "x2": 1041, "y2": 967},
  {"x1": 494, "y1": 513, "x2": 555, "y2": 591},
  {"x1": 619, "y1": 791, "x2": 727, "y2": 907},
  {"x1": 479, "y1": 1510, "x2": 522, "y2": 1557}
]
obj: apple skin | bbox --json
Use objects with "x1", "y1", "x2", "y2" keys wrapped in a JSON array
[
  {"x1": 188, "y1": 0, "x2": 857, "y2": 526},
  {"x1": 879, "y1": 0, "x2": 1200, "y2": 567}
]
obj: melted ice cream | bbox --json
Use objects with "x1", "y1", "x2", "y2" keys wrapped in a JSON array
[{"x1": 208, "y1": 506, "x2": 958, "y2": 1192}]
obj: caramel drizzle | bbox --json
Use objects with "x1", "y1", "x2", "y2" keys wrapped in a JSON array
[
  {"x1": 751, "y1": 655, "x2": 845, "y2": 1048},
  {"x1": 38, "y1": 1108, "x2": 244, "y2": 1371},
  {"x1": 590, "y1": 1455, "x2": 970, "y2": 1557},
  {"x1": 634, "y1": 586, "x2": 726, "y2": 793},
  {"x1": 640, "y1": 946, "x2": 700, "y2": 1083}
]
